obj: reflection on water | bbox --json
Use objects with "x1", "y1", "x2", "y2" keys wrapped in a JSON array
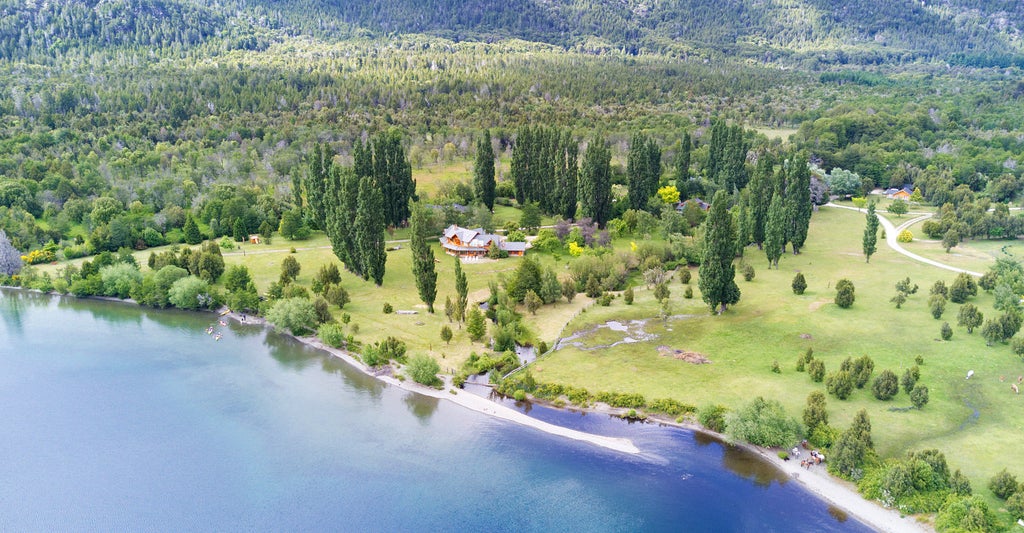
[
  {"x1": 0, "y1": 290, "x2": 870, "y2": 532},
  {"x1": 829, "y1": 505, "x2": 850, "y2": 523},
  {"x1": 0, "y1": 288, "x2": 26, "y2": 335},
  {"x1": 694, "y1": 430, "x2": 789, "y2": 488},
  {"x1": 404, "y1": 392, "x2": 439, "y2": 424}
]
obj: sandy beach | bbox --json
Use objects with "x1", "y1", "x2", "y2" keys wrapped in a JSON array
[{"x1": 219, "y1": 309, "x2": 934, "y2": 532}]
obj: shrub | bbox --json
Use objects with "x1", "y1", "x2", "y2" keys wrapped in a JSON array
[
  {"x1": 679, "y1": 269, "x2": 692, "y2": 284},
  {"x1": 725, "y1": 396, "x2": 803, "y2": 448},
  {"x1": 597, "y1": 293, "x2": 612, "y2": 306},
  {"x1": 698, "y1": 404, "x2": 728, "y2": 433},
  {"x1": 803, "y1": 391, "x2": 828, "y2": 434},
  {"x1": 826, "y1": 370, "x2": 854, "y2": 400},
  {"x1": 989, "y1": 469, "x2": 1020, "y2": 500},
  {"x1": 684, "y1": 286, "x2": 693, "y2": 299},
  {"x1": 901, "y1": 367, "x2": 919, "y2": 395},
  {"x1": 648, "y1": 398, "x2": 696, "y2": 417},
  {"x1": 1007, "y1": 492, "x2": 1024, "y2": 521},
  {"x1": 594, "y1": 391, "x2": 645, "y2": 409},
  {"x1": 834, "y1": 278, "x2": 855, "y2": 308},
  {"x1": 910, "y1": 385, "x2": 929, "y2": 409},
  {"x1": 915, "y1": 355, "x2": 924, "y2": 365},
  {"x1": 623, "y1": 287, "x2": 634, "y2": 304},
  {"x1": 896, "y1": 229, "x2": 913, "y2": 243},
  {"x1": 318, "y1": 323, "x2": 346, "y2": 348},
  {"x1": 326, "y1": 284, "x2": 350, "y2": 308},
  {"x1": 407, "y1": 354, "x2": 441, "y2": 386},
  {"x1": 771, "y1": 360, "x2": 781, "y2": 373},
  {"x1": 791, "y1": 272, "x2": 807, "y2": 295},
  {"x1": 742, "y1": 264, "x2": 755, "y2": 282},
  {"x1": 937, "y1": 495, "x2": 1000, "y2": 533},
  {"x1": 1013, "y1": 337, "x2": 1024, "y2": 358},
  {"x1": 872, "y1": 370, "x2": 899, "y2": 400},
  {"x1": 808, "y1": 359, "x2": 826, "y2": 382},
  {"x1": 440, "y1": 325, "x2": 453, "y2": 344},
  {"x1": 851, "y1": 355, "x2": 874, "y2": 388},
  {"x1": 941, "y1": 322, "x2": 953, "y2": 340},
  {"x1": 929, "y1": 294, "x2": 946, "y2": 319},
  {"x1": 382, "y1": 302, "x2": 394, "y2": 314},
  {"x1": 265, "y1": 297, "x2": 318, "y2": 335},
  {"x1": 513, "y1": 390, "x2": 527, "y2": 401},
  {"x1": 809, "y1": 424, "x2": 840, "y2": 448}
]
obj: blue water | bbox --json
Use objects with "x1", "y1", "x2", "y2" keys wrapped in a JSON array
[{"x1": 0, "y1": 290, "x2": 869, "y2": 532}]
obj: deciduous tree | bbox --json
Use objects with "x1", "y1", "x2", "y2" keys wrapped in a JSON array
[
  {"x1": 409, "y1": 202, "x2": 437, "y2": 312},
  {"x1": 699, "y1": 190, "x2": 740, "y2": 313},
  {"x1": 473, "y1": 131, "x2": 496, "y2": 211}
]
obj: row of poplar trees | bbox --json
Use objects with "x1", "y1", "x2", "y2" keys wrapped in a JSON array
[
  {"x1": 304, "y1": 131, "x2": 417, "y2": 285},
  {"x1": 506, "y1": 127, "x2": 614, "y2": 227},
  {"x1": 700, "y1": 150, "x2": 813, "y2": 314}
]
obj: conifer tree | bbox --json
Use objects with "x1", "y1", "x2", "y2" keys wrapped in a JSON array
[
  {"x1": 355, "y1": 177, "x2": 386, "y2": 285},
  {"x1": 409, "y1": 202, "x2": 437, "y2": 312},
  {"x1": 699, "y1": 190, "x2": 740, "y2": 313},
  {"x1": 863, "y1": 201, "x2": 879, "y2": 263},
  {"x1": 579, "y1": 135, "x2": 612, "y2": 228},
  {"x1": 183, "y1": 213, "x2": 202, "y2": 245},
  {"x1": 473, "y1": 131, "x2": 496, "y2": 211}
]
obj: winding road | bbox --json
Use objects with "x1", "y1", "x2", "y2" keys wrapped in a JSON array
[{"x1": 824, "y1": 203, "x2": 983, "y2": 277}]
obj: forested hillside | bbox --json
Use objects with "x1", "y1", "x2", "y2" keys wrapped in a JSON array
[
  {"x1": 0, "y1": 0, "x2": 1024, "y2": 259},
  {"x1": 2, "y1": 0, "x2": 1022, "y2": 63}
]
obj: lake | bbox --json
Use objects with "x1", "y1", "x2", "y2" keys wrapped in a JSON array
[{"x1": 0, "y1": 290, "x2": 869, "y2": 532}]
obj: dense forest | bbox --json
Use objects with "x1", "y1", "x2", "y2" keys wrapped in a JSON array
[{"x1": 0, "y1": 0, "x2": 1023, "y2": 264}]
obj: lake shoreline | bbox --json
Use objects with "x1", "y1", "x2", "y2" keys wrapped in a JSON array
[
  {"x1": 224, "y1": 307, "x2": 931, "y2": 533},
  {"x1": 1, "y1": 288, "x2": 930, "y2": 532}
]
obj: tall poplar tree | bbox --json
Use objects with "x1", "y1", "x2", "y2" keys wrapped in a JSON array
[
  {"x1": 473, "y1": 131, "x2": 496, "y2": 211},
  {"x1": 454, "y1": 256, "x2": 468, "y2": 323},
  {"x1": 863, "y1": 201, "x2": 879, "y2": 263},
  {"x1": 627, "y1": 132, "x2": 651, "y2": 211},
  {"x1": 674, "y1": 132, "x2": 691, "y2": 195},
  {"x1": 554, "y1": 130, "x2": 578, "y2": 220},
  {"x1": 579, "y1": 135, "x2": 612, "y2": 228},
  {"x1": 409, "y1": 202, "x2": 437, "y2": 312},
  {"x1": 373, "y1": 130, "x2": 415, "y2": 228},
  {"x1": 764, "y1": 191, "x2": 786, "y2": 269},
  {"x1": 355, "y1": 176, "x2": 386, "y2": 285},
  {"x1": 787, "y1": 154, "x2": 812, "y2": 254},
  {"x1": 305, "y1": 143, "x2": 329, "y2": 230},
  {"x1": 747, "y1": 152, "x2": 774, "y2": 249},
  {"x1": 699, "y1": 190, "x2": 740, "y2": 314},
  {"x1": 325, "y1": 165, "x2": 360, "y2": 275}
]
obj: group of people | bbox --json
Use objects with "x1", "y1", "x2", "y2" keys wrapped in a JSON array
[
  {"x1": 206, "y1": 321, "x2": 226, "y2": 341},
  {"x1": 800, "y1": 451, "x2": 825, "y2": 469},
  {"x1": 792, "y1": 441, "x2": 825, "y2": 469}
]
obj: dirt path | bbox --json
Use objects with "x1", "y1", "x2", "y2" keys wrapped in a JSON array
[{"x1": 824, "y1": 203, "x2": 982, "y2": 277}]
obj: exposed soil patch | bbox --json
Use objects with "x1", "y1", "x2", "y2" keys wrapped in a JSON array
[
  {"x1": 657, "y1": 345, "x2": 711, "y2": 364},
  {"x1": 808, "y1": 300, "x2": 830, "y2": 311}
]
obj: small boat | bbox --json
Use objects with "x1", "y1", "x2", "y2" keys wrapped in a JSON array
[
  {"x1": 219, "y1": 309, "x2": 231, "y2": 316},
  {"x1": 213, "y1": 333, "x2": 222, "y2": 341},
  {"x1": 206, "y1": 326, "x2": 214, "y2": 335},
  {"x1": 219, "y1": 320, "x2": 227, "y2": 326}
]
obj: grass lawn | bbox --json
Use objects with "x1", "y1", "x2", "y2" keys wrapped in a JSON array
[{"x1": 532, "y1": 206, "x2": 1024, "y2": 496}]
